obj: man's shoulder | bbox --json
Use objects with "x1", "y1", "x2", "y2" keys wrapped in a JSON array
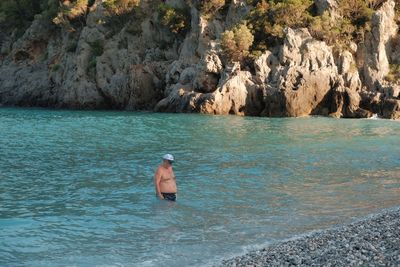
[{"x1": 156, "y1": 165, "x2": 163, "y2": 172}]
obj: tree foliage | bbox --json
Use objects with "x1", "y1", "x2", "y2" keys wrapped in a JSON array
[
  {"x1": 245, "y1": 0, "x2": 381, "y2": 53},
  {"x1": 101, "y1": 0, "x2": 141, "y2": 32},
  {"x1": 103, "y1": 0, "x2": 140, "y2": 16},
  {"x1": 221, "y1": 23, "x2": 254, "y2": 63},
  {"x1": 385, "y1": 64, "x2": 400, "y2": 82},
  {"x1": 198, "y1": 0, "x2": 226, "y2": 17},
  {"x1": 246, "y1": 0, "x2": 313, "y2": 52},
  {"x1": 158, "y1": 3, "x2": 190, "y2": 36},
  {"x1": 0, "y1": 0, "x2": 58, "y2": 35},
  {"x1": 53, "y1": 0, "x2": 89, "y2": 29},
  {"x1": 1, "y1": 0, "x2": 399, "y2": 58},
  {"x1": 308, "y1": 0, "x2": 373, "y2": 50}
]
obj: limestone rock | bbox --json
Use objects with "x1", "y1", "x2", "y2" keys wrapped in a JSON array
[
  {"x1": 363, "y1": 0, "x2": 398, "y2": 90},
  {"x1": 359, "y1": 91, "x2": 383, "y2": 115},
  {"x1": 178, "y1": 6, "x2": 201, "y2": 65},
  {"x1": 193, "y1": 72, "x2": 220, "y2": 93},
  {"x1": 389, "y1": 35, "x2": 400, "y2": 64},
  {"x1": 155, "y1": 70, "x2": 263, "y2": 116},
  {"x1": 339, "y1": 51, "x2": 362, "y2": 91},
  {"x1": 85, "y1": 2, "x2": 107, "y2": 29},
  {"x1": 154, "y1": 84, "x2": 200, "y2": 113},
  {"x1": 165, "y1": 60, "x2": 184, "y2": 93},
  {"x1": 388, "y1": 85, "x2": 400, "y2": 98},
  {"x1": 126, "y1": 63, "x2": 165, "y2": 109},
  {"x1": 377, "y1": 82, "x2": 400, "y2": 98},
  {"x1": 0, "y1": 30, "x2": 12, "y2": 56},
  {"x1": 254, "y1": 51, "x2": 278, "y2": 84},
  {"x1": 193, "y1": 52, "x2": 222, "y2": 93},
  {"x1": 225, "y1": 0, "x2": 251, "y2": 28},
  {"x1": 0, "y1": 30, "x2": 4, "y2": 50},
  {"x1": 11, "y1": 18, "x2": 53, "y2": 63},
  {"x1": 179, "y1": 66, "x2": 196, "y2": 85},
  {"x1": 202, "y1": 71, "x2": 263, "y2": 115},
  {"x1": 0, "y1": 64, "x2": 52, "y2": 106},
  {"x1": 263, "y1": 28, "x2": 338, "y2": 117},
  {"x1": 358, "y1": 89, "x2": 400, "y2": 119},
  {"x1": 203, "y1": 52, "x2": 223, "y2": 74},
  {"x1": 329, "y1": 85, "x2": 372, "y2": 118},
  {"x1": 197, "y1": 17, "x2": 223, "y2": 57},
  {"x1": 314, "y1": 0, "x2": 338, "y2": 16},
  {"x1": 1, "y1": 0, "x2": 400, "y2": 119},
  {"x1": 0, "y1": 2, "x2": 175, "y2": 110},
  {"x1": 381, "y1": 99, "x2": 400, "y2": 119}
]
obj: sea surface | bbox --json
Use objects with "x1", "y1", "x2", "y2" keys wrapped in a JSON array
[{"x1": 0, "y1": 108, "x2": 399, "y2": 267}]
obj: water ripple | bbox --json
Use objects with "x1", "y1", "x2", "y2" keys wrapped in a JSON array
[{"x1": 0, "y1": 108, "x2": 399, "y2": 266}]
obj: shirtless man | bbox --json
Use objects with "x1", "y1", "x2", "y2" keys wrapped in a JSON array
[{"x1": 154, "y1": 154, "x2": 177, "y2": 201}]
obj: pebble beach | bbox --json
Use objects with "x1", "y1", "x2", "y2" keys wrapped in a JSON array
[{"x1": 219, "y1": 207, "x2": 400, "y2": 267}]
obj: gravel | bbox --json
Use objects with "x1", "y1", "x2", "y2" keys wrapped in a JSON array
[{"x1": 218, "y1": 207, "x2": 400, "y2": 267}]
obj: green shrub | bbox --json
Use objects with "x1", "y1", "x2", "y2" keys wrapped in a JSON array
[
  {"x1": 103, "y1": 0, "x2": 140, "y2": 16},
  {"x1": 309, "y1": 0, "x2": 373, "y2": 50},
  {"x1": 244, "y1": 0, "x2": 377, "y2": 53},
  {"x1": 271, "y1": 0, "x2": 314, "y2": 33},
  {"x1": 102, "y1": 0, "x2": 144, "y2": 34},
  {"x1": 199, "y1": 0, "x2": 225, "y2": 17},
  {"x1": 52, "y1": 0, "x2": 141, "y2": 31},
  {"x1": 338, "y1": 0, "x2": 373, "y2": 28},
  {"x1": 158, "y1": 3, "x2": 190, "y2": 36},
  {"x1": 385, "y1": 64, "x2": 400, "y2": 83},
  {"x1": 51, "y1": 64, "x2": 61, "y2": 72},
  {"x1": 221, "y1": 23, "x2": 254, "y2": 63},
  {"x1": 53, "y1": 0, "x2": 89, "y2": 30},
  {"x1": 0, "y1": 0, "x2": 58, "y2": 35},
  {"x1": 309, "y1": 13, "x2": 357, "y2": 51},
  {"x1": 246, "y1": 0, "x2": 313, "y2": 51},
  {"x1": 40, "y1": 0, "x2": 59, "y2": 21},
  {"x1": 88, "y1": 41, "x2": 104, "y2": 57}
]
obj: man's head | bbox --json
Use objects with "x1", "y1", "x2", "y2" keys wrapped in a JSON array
[{"x1": 162, "y1": 154, "x2": 174, "y2": 165}]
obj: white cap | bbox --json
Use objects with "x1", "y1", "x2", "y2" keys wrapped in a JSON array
[{"x1": 163, "y1": 154, "x2": 174, "y2": 161}]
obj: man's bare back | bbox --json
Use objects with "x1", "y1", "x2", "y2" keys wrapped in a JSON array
[{"x1": 154, "y1": 154, "x2": 177, "y2": 201}]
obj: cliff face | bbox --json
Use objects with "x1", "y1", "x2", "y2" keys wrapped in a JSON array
[{"x1": 0, "y1": 0, "x2": 399, "y2": 119}]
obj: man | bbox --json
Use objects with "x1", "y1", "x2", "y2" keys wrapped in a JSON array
[{"x1": 154, "y1": 154, "x2": 177, "y2": 201}]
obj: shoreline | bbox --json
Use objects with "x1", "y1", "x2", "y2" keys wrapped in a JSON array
[
  {"x1": 218, "y1": 206, "x2": 400, "y2": 266},
  {"x1": 1, "y1": 106, "x2": 397, "y2": 121}
]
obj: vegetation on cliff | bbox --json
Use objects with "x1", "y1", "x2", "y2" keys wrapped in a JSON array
[
  {"x1": 221, "y1": 23, "x2": 254, "y2": 63},
  {"x1": 1, "y1": 0, "x2": 399, "y2": 47},
  {"x1": 385, "y1": 64, "x2": 400, "y2": 82},
  {"x1": 1, "y1": 0, "x2": 399, "y2": 70},
  {"x1": 158, "y1": 3, "x2": 190, "y2": 36},
  {"x1": 0, "y1": 0, "x2": 58, "y2": 36},
  {"x1": 228, "y1": 0, "x2": 400, "y2": 60}
]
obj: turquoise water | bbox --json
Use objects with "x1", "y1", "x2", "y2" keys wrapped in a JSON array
[{"x1": 0, "y1": 108, "x2": 399, "y2": 267}]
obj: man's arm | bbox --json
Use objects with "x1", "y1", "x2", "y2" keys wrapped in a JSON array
[{"x1": 154, "y1": 168, "x2": 164, "y2": 199}]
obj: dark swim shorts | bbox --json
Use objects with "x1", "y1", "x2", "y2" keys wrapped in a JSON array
[{"x1": 161, "y1": 192, "x2": 176, "y2": 201}]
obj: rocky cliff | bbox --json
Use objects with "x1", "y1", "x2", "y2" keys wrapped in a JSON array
[{"x1": 0, "y1": 0, "x2": 399, "y2": 119}]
